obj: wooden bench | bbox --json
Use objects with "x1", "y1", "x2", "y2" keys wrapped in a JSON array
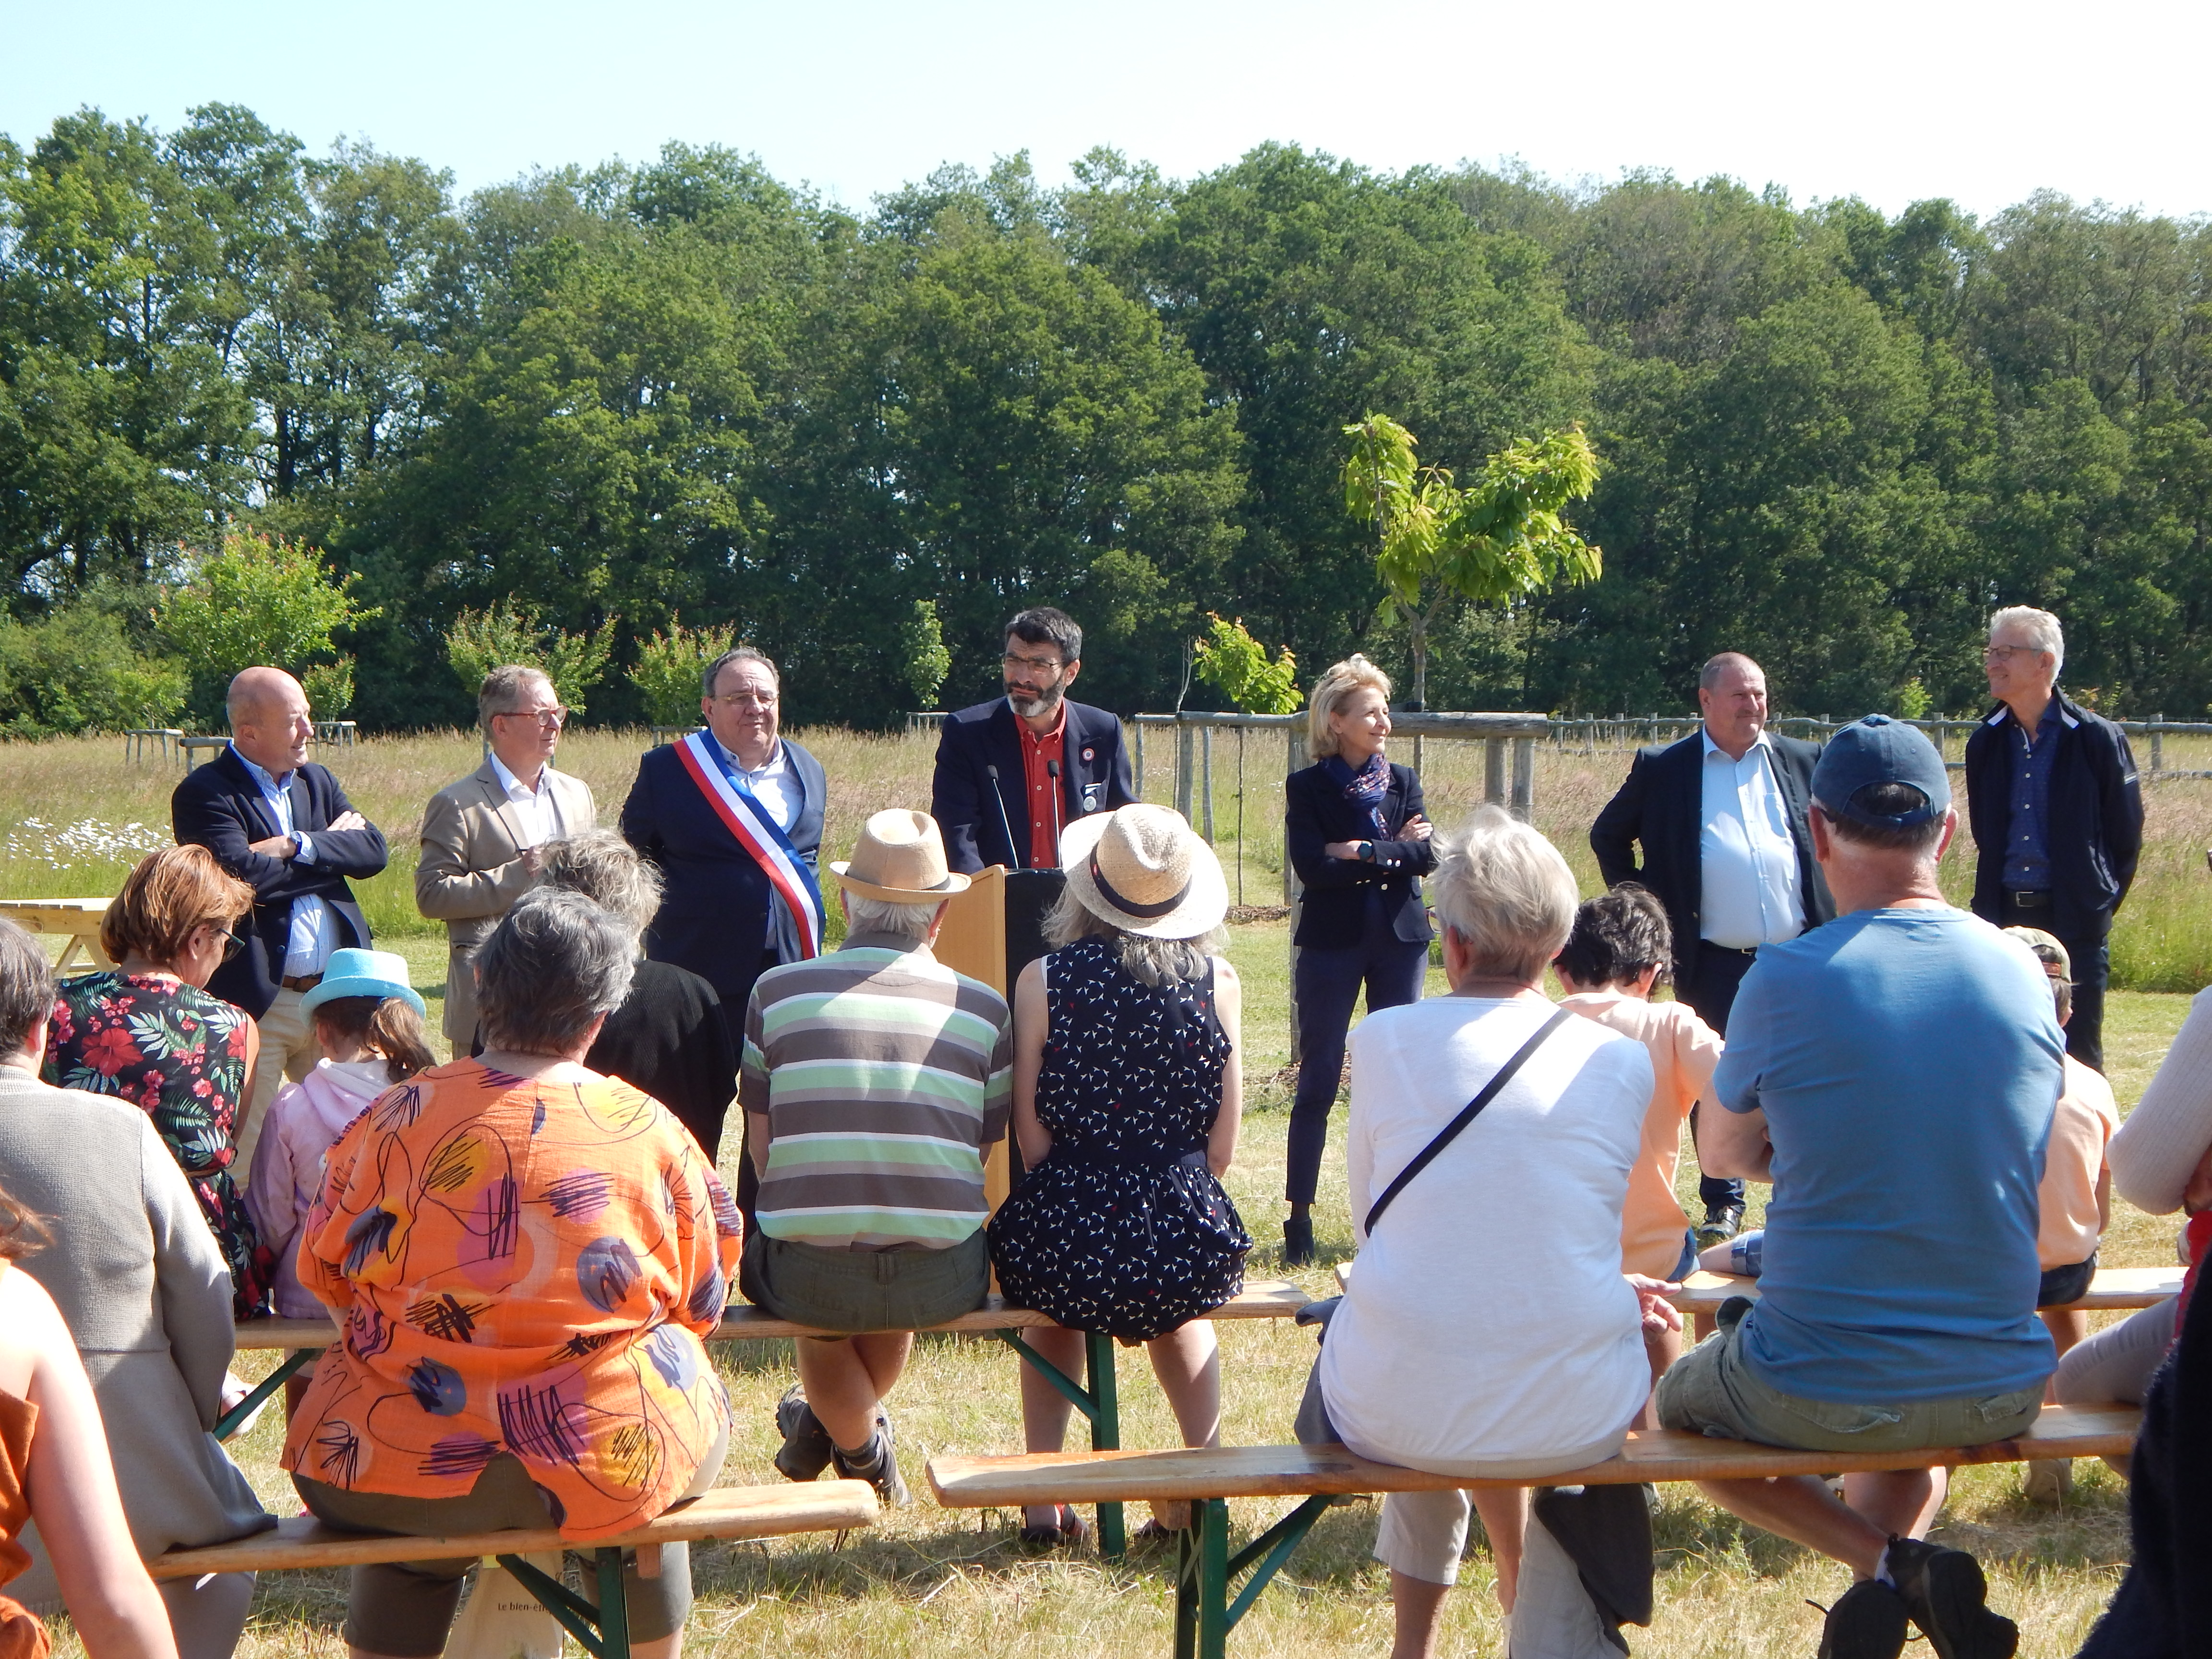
[
  {"x1": 149, "y1": 1481, "x2": 874, "y2": 1659},
  {"x1": 928, "y1": 1405, "x2": 2142, "y2": 1659},
  {"x1": 0, "y1": 899, "x2": 116, "y2": 976},
  {"x1": 230, "y1": 1279, "x2": 1317, "y2": 1556}
]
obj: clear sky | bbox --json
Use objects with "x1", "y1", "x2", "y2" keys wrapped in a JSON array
[{"x1": 7, "y1": 0, "x2": 2207, "y2": 222}]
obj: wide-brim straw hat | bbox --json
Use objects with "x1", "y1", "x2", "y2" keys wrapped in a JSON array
[
  {"x1": 1060, "y1": 803, "x2": 1227, "y2": 940},
  {"x1": 301, "y1": 948, "x2": 425, "y2": 1017},
  {"x1": 832, "y1": 809, "x2": 973, "y2": 903}
]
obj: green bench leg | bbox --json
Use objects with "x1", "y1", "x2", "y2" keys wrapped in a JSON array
[
  {"x1": 995, "y1": 1328, "x2": 1127, "y2": 1558},
  {"x1": 495, "y1": 1547, "x2": 633, "y2": 1659},
  {"x1": 215, "y1": 1347, "x2": 317, "y2": 1441},
  {"x1": 1173, "y1": 1495, "x2": 1332, "y2": 1659}
]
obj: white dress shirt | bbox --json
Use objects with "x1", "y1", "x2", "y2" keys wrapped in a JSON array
[
  {"x1": 1697, "y1": 730, "x2": 1806, "y2": 950},
  {"x1": 487, "y1": 754, "x2": 569, "y2": 850},
  {"x1": 230, "y1": 743, "x2": 338, "y2": 977},
  {"x1": 716, "y1": 737, "x2": 795, "y2": 831}
]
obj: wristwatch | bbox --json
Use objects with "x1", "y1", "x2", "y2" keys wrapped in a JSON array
[{"x1": 1358, "y1": 841, "x2": 1377, "y2": 864}]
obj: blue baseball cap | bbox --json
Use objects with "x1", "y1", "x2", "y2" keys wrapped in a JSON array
[{"x1": 1811, "y1": 714, "x2": 1951, "y2": 829}]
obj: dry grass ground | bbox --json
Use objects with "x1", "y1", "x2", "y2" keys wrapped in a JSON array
[{"x1": 1, "y1": 726, "x2": 2197, "y2": 1658}]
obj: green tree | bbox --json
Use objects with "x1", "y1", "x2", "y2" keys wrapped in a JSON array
[
  {"x1": 632, "y1": 617, "x2": 737, "y2": 727},
  {"x1": 899, "y1": 601, "x2": 952, "y2": 709},
  {"x1": 1191, "y1": 614, "x2": 1300, "y2": 714},
  {"x1": 444, "y1": 599, "x2": 615, "y2": 720},
  {"x1": 1341, "y1": 414, "x2": 1602, "y2": 709},
  {"x1": 162, "y1": 526, "x2": 374, "y2": 720},
  {"x1": 0, "y1": 592, "x2": 187, "y2": 736}
]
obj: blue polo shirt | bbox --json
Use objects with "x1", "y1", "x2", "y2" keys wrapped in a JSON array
[{"x1": 1714, "y1": 906, "x2": 2061, "y2": 1403}]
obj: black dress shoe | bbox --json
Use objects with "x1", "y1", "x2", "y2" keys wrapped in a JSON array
[
  {"x1": 1282, "y1": 1215, "x2": 1315, "y2": 1267},
  {"x1": 1881, "y1": 1537, "x2": 2018, "y2": 1659},
  {"x1": 1695, "y1": 1202, "x2": 1745, "y2": 1248},
  {"x1": 1817, "y1": 1580, "x2": 1909, "y2": 1659}
]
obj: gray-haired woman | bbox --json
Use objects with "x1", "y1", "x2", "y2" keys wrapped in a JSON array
[
  {"x1": 282, "y1": 888, "x2": 739, "y2": 1659},
  {"x1": 1311, "y1": 807, "x2": 1677, "y2": 1659}
]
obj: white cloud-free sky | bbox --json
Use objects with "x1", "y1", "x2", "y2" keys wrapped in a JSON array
[{"x1": 7, "y1": 0, "x2": 2207, "y2": 222}]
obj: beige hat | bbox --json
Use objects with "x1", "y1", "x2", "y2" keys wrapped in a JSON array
[
  {"x1": 832, "y1": 809, "x2": 972, "y2": 902},
  {"x1": 2004, "y1": 926, "x2": 2072, "y2": 983},
  {"x1": 1060, "y1": 803, "x2": 1227, "y2": 940}
]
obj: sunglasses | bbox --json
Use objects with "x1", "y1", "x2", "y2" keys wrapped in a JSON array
[{"x1": 212, "y1": 926, "x2": 246, "y2": 963}]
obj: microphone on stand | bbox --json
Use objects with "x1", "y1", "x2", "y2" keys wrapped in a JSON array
[
  {"x1": 1046, "y1": 759, "x2": 1065, "y2": 863},
  {"x1": 984, "y1": 764, "x2": 1024, "y2": 869}
]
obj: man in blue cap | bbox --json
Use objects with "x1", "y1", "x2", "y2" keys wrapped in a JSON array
[{"x1": 1654, "y1": 716, "x2": 2062, "y2": 1659}]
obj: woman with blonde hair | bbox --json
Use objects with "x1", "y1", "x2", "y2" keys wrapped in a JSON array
[{"x1": 1280, "y1": 654, "x2": 1436, "y2": 1265}]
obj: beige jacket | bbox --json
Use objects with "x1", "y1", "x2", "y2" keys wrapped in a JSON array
[{"x1": 416, "y1": 758, "x2": 596, "y2": 1044}]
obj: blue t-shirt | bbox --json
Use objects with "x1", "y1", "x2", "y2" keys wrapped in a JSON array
[{"x1": 1714, "y1": 906, "x2": 2061, "y2": 1403}]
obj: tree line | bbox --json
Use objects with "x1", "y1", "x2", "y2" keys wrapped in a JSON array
[{"x1": 3, "y1": 104, "x2": 2208, "y2": 732}]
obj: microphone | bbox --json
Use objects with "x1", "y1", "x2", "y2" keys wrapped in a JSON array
[
  {"x1": 1046, "y1": 758, "x2": 1065, "y2": 863},
  {"x1": 984, "y1": 764, "x2": 1024, "y2": 869}
]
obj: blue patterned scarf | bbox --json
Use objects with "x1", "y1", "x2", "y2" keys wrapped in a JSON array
[{"x1": 1325, "y1": 752, "x2": 1392, "y2": 836}]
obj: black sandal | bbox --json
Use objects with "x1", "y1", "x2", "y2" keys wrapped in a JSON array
[{"x1": 1017, "y1": 1503, "x2": 1087, "y2": 1549}]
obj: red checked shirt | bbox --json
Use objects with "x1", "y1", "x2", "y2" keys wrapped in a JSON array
[{"x1": 1017, "y1": 701, "x2": 1068, "y2": 869}]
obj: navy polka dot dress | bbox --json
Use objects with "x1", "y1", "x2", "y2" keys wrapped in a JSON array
[{"x1": 988, "y1": 937, "x2": 1251, "y2": 1342}]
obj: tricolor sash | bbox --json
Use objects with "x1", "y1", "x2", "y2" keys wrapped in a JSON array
[{"x1": 673, "y1": 731, "x2": 826, "y2": 960}]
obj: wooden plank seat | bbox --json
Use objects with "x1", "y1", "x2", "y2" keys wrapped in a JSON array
[
  {"x1": 1670, "y1": 1264, "x2": 2183, "y2": 1318},
  {"x1": 228, "y1": 1280, "x2": 1318, "y2": 1557},
  {"x1": 927, "y1": 1405, "x2": 2142, "y2": 1659},
  {"x1": 149, "y1": 1480, "x2": 875, "y2": 1659}
]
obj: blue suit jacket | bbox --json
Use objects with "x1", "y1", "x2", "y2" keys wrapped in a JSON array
[
  {"x1": 930, "y1": 697, "x2": 1135, "y2": 873},
  {"x1": 171, "y1": 746, "x2": 388, "y2": 1018},
  {"x1": 619, "y1": 736, "x2": 826, "y2": 996}
]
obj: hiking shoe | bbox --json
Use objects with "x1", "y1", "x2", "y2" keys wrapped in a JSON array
[
  {"x1": 2022, "y1": 1459, "x2": 2073, "y2": 1508},
  {"x1": 1816, "y1": 1580, "x2": 1909, "y2": 1659},
  {"x1": 1882, "y1": 1537, "x2": 2019, "y2": 1659},
  {"x1": 1695, "y1": 1202, "x2": 1745, "y2": 1249},
  {"x1": 1283, "y1": 1215, "x2": 1315, "y2": 1267},
  {"x1": 772, "y1": 1385, "x2": 833, "y2": 1482},
  {"x1": 831, "y1": 1414, "x2": 909, "y2": 1506}
]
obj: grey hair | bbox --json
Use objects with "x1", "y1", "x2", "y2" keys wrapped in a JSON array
[
  {"x1": 1307, "y1": 654, "x2": 1392, "y2": 760},
  {"x1": 478, "y1": 664, "x2": 554, "y2": 734},
  {"x1": 701, "y1": 646, "x2": 779, "y2": 699},
  {"x1": 842, "y1": 892, "x2": 944, "y2": 943},
  {"x1": 1699, "y1": 652, "x2": 1764, "y2": 692},
  {"x1": 1989, "y1": 606, "x2": 2064, "y2": 681},
  {"x1": 475, "y1": 888, "x2": 637, "y2": 1056},
  {"x1": 1043, "y1": 882, "x2": 1221, "y2": 987},
  {"x1": 539, "y1": 829, "x2": 662, "y2": 936},
  {"x1": 1430, "y1": 805, "x2": 1579, "y2": 982},
  {"x1": 0, "y1": 921, "x2": 54, "y2": 1061}
]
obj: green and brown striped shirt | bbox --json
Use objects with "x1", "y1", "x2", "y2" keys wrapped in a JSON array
[{"x1": 741, "y1": 933, "x2": 1012, "y2": 1250}]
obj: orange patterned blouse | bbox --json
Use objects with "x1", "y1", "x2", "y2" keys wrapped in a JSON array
[{"x1": 280, "y1": 1059, "x2": 740, "y2": 1540}]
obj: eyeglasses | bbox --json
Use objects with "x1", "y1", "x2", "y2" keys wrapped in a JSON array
[
  {"x1": 1002, "y1": 652, "x2": 1066, "y2": 673},
  {"x1": 710, "y1": 691, "x2": 778, "y2": 709},
  {"x1": 496, "y1": 706, "x2": 568, "y2": 728},
  {"x1": 1983, "y1": 645, "x2": 2043, "y2": 663},
  {"x1": 216, "y1": 927, "x2": 246, "y2": 963}
]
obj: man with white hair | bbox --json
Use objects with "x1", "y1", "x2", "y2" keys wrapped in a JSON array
[
  {"x1": 172, "y1": 666, "x2": 388, "y2": 1163},
  {"x1": 738, "y1": 809, "x2": 1011, "y2": 1507},
  {"x1": 1964, "y1": 606, "x2": 2142, "y2": 1069}
]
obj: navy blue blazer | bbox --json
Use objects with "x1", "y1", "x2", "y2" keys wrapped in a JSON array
[
  {"x1": 619, "y1": 736, "x2": 826, "y2": 997},
  {"x1": 930, "y1": 698, "x2": 1135, "y2": 874},
  {"x1": 1964, "y1": 692, "x2": 2143, "y2": 939},
  {"x1": 171, "y1": 746, "x2": 388, "y2": 1019},
  {"x1": 1285, "y1": 760, "x2": 1438, "y2": 949}
]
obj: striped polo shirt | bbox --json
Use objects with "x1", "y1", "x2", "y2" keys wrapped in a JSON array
[{"x1": 741, "y1": 932, "x2": 1012, "y2": 1250}]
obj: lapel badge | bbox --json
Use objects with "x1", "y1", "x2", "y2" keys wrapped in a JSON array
[{"x1": 1082, "y1": 746, "x2": 1094, "y2": 762}]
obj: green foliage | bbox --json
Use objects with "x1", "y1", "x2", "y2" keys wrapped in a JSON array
[
  {"x1": 900, "y1": 601, "x2": 952, "y2": 710},
  {"x1": 299, "y1": 657, "x2": 355, "y2": 718},
  {"x1": 445, "y1": 601, "x2": 615, "y2": 721},
  {"x1": 632, "y1": 617, "x2": 737, "y2": 727},
  {"x1": 1192, "y1": 614, "x2": 1301, "y2": 714},
  {"x1": 161, "y1": 527, "x2": 374, "y2": 720},
  {"x1": 1896, "y1": 678, "x2": 1933, "y2": 720},
  {"x1": 0, "y1": 598, "x2": 187, "y2": 736}
]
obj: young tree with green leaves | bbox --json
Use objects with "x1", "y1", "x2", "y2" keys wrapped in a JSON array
[
  {"x1": 445, "y1": 600, "x2": 614, "y2": 721},
  {"x1": 1191, "y1": 614, "x2": 1301, "y2": 714},
  {"x1": 632, "y1": 617, "x2": 738, "y2": 727},
  {"x1": 900, "y1": 600, "x2": 953, "y2": 710},
  {"x1": 161, "y1": 526, "x2": 373, "y2": 722},
  {"x1": 1340, "y1": 414, "x2": 1602, "y2": 709}
]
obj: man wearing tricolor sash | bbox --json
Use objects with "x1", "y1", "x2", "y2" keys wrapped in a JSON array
[{"x1": 621, "y1": 645, "x2": 826, "y2": 1178}]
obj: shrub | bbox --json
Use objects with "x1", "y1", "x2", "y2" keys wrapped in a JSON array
[
  {"x1": 632, "y1": 618, "x2": 738, "y2": 728},
  {"x1": 0, "y1": 601, "x2": 188, "y2": 738},
  {"x1": 161, "y1": 528, "x2": 375, "y2": 724},
  {"x1": 445, "y1": 601, "x2": 615, "y2": 720}
]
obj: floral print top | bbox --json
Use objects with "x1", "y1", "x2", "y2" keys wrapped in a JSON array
[
  {"x1": 44, "y1": 971, "x2": 272, "y2": 1318},
  {"x1": 280, "y1": 1059, "x2": 741, "y2": 1541}
]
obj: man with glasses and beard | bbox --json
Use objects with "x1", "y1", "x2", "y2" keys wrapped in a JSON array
[
  {"x1": 931, "y1": 607, "x2": 1136, "y2": 877},
  {"x1": 417, "y1": 664, "x2": 597, "y2": 1055}
]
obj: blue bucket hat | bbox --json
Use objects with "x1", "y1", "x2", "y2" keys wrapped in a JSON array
[
  {"x1": 1811, "y1": 714, "x2": 1952, "y2": 829},
  {"x1": 300, "y1": 948, "x2": 425, "y2": 1018}
]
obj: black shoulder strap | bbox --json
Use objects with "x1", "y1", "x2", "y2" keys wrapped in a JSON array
[{"x1": 1363, "y1": 1009, "x2": 1574, "y2": 1238}]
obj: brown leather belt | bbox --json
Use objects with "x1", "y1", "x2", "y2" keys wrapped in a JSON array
[{"x1": 280, "y1": 974, "x2": 324, "y2": 992}]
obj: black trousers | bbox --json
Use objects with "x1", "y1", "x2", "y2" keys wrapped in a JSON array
[
  {"x1": 1999, "y1": 892, "x2": 2109, "y2": 1071},
  {"x1": 1678, "y1": 944, "x2": 1758, "y2": 1215}
]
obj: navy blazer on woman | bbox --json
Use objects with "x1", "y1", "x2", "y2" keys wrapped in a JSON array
[
  {"x1": 619, "y1": 736, "x2": 826, "y2": 997},
  {"x1": 171, "y1": 745, "x2": 389, "y2": 1019},
  {"x1": 1285, "y1": 760, "x2": 1438, "y2": 950},
  {"x1": 931, "y1": 697, "x2": 1135, "y2": 874}
]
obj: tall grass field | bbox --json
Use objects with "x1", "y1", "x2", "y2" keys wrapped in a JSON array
[{"x1": 3, "y1": 725, "x2": 2200, "y2": 1659}]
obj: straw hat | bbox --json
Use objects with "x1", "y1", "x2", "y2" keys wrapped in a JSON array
[
  {"x1": 832, "y1": 809, "x2": 972, "y2": 902},
  {"x1": 1060, "y1": 804, "x2": 1227, "y2": 940}
]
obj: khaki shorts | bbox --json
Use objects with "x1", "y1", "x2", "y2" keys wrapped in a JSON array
[
  {"x1": 1654, "y1": 1303, "x2": 2043, "y2": 1453},
  {"x1": 742, "y1": 1227, "x2": 989, "y2": 1333}
]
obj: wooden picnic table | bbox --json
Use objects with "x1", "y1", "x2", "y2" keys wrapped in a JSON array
[{"x1": 0, "y1": 899, "x2": 115, "y2": 974}]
